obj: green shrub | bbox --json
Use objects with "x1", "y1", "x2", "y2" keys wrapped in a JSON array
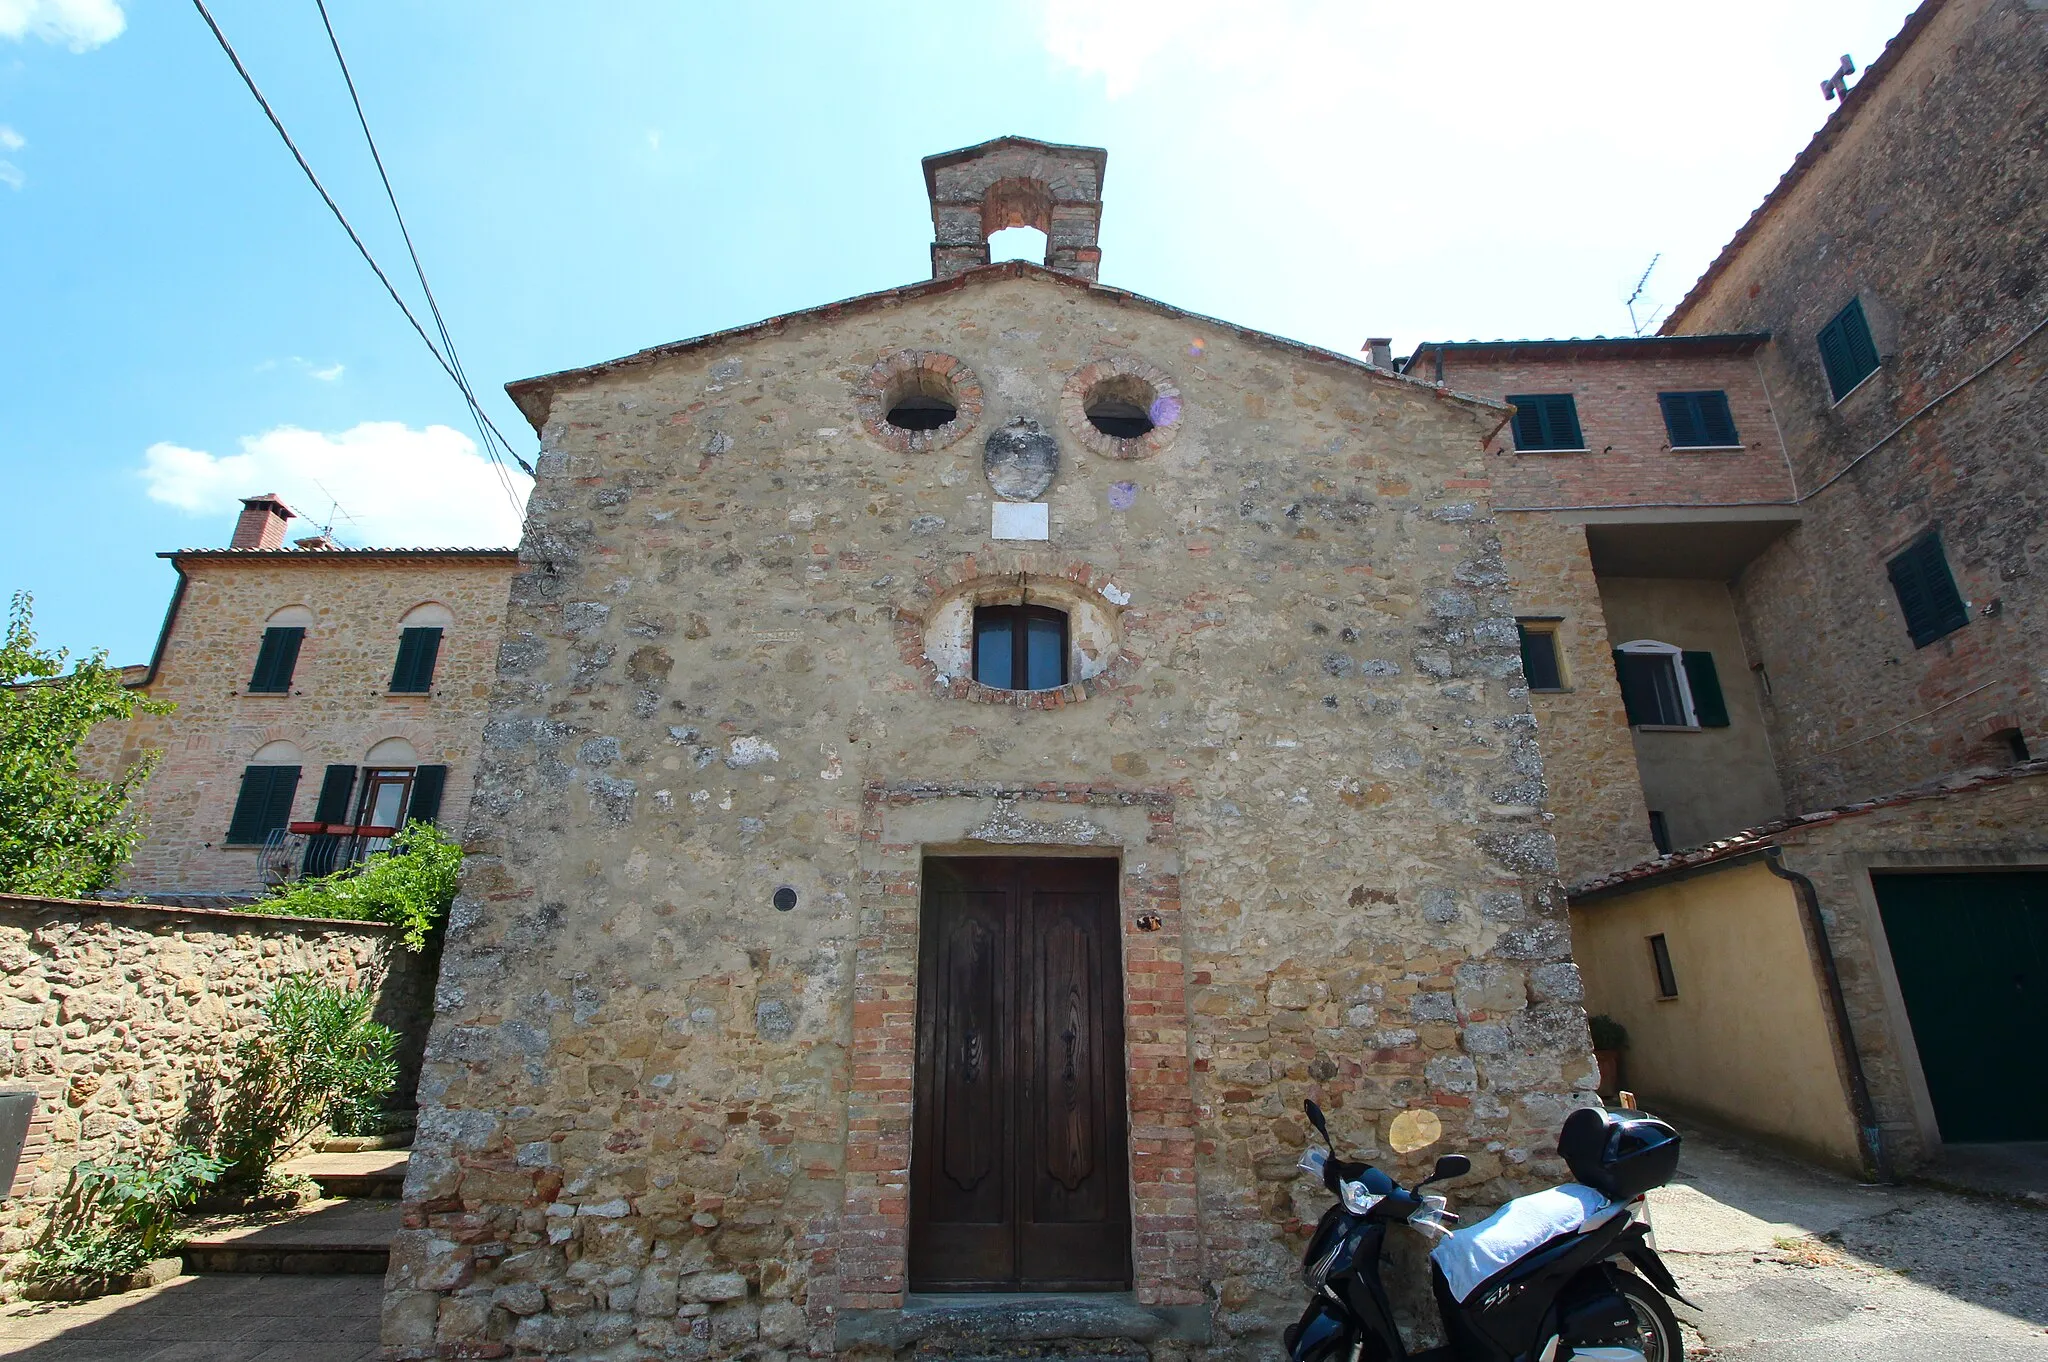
[
  {"x1": 216, "y1": 975, "x2": 399, "y2": 1187},
  {"x1": 23, "y1": 1144, "x2": 224, "y2": 1279},
  {"x1": 1588, "y1": 1013, "x2": 1631, "y2": 1051},
  {"x1": 254, "y1": 821, "x2": 461, "y2": 951}
]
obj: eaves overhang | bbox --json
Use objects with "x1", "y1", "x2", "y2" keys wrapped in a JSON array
[
  {"x1": 1400, "y1": 332, "x2": 1772, "y2": 373},
  {"x1": 503, "y1": 260, "x2": 1513, "y2": 440}
]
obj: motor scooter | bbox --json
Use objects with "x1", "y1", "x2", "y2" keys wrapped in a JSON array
[{"x1": 1284, "y1": 1100, "x2": 1690, "y2": 1362}]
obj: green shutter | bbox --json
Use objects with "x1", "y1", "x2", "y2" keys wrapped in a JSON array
[
  {"x1": 1699, "y1": 392, "x2": 1738, "y2": 446},
  {"x1": 226, "y1": 765, "x2": 301, "y2": 844},
  {"x1": 409, "y1": 765, "x2": 448, "y2": 825},
  {"x1": 1506, "y1": 395, "x2": 1582, "y2": 450},
  {"x1": 1887, "y1": 534, "x2": 1969, "y2": 647},
  {"x1": 390, "y1": 627, "x2": 443, "y2": 693},
  {"x1": 1682, "y1": 651, "x2": 1729, "y2": 727},
  {"x1": 1612, "y1": 650, "x2": 1650, "y2": 726},
  {"x1": 1818, "y1": 298, "x2": 1879, "y2": 399},
  {"x1": 1661, "y1": 392, "x2": 1739, "y2": 447},
  {"x1": 248, "y1": 627, "x2": 304, "y2": 693},
  {"x1": 313, "y1": 764, "x2": 358, "y2": 823},
  {"x1": 1659, "y1": 393, "x2": 1702, "y2": 447}
]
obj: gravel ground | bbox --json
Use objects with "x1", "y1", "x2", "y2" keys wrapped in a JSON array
[{"x1": 1648, "y1": 1126, "x2": 2048, "y2": 1360}]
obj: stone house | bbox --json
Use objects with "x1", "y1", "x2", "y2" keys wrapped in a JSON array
[
  {"x1": 386, "y1": 137, "x2": 1597, "y2": 1360},
  {"x1": 1396, "y1": 0, "x2": 2047, "y2": 1172},
  {"x1": 88, "y1": 495, "x2": 517, "y2": 899}
]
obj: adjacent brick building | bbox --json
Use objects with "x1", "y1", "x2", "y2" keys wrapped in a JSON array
[
  {"x1": 86, "y1": 496, "x2": 517, "y2": 899},
  {"x1": 386, "y1": 137, "x2": 1598, "y2": 1360}
]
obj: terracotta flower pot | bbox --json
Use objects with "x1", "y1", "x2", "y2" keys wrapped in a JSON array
[{"x1": 1594, "y1": 1048, "x2": 1622, "y2": 1098}]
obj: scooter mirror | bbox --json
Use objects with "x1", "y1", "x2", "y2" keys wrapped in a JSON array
[
  {"x1": 1423, "y1": 1154, "x2": 1471, "y2": 1186},
  {"x1": 1304, "y1": 1100, "x2": 1332, "y2": 1148}
]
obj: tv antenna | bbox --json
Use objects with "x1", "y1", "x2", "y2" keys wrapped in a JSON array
[
  {"x1": 1625, "y1": 254, "x2": 1663, "y2": 336},
  {"x1": 308, "y1": 478, "x2": 360, "y2": 547},
  {"x1": 1821, "y1": 54, "x2": 1855, "y2": 102}
]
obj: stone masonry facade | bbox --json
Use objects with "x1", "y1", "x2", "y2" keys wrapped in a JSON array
[
  {"x1": 0, "y1": 896, "x2": 427, "y2": 1266},
  {"x1": 386, "y1": 260, "x2": 1600, "y2": 1360},
  {"x1": 87, "y1": 550, "x2": 518, "y2": 897},
  {"x1": 1667, "y1": 0, "x2": 2047, "y2": 810}
]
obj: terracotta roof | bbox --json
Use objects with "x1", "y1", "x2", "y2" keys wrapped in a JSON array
[
  {"x1": 1400, "y1": 333, "x2": 1770, "y2": 371},
  {"x1": 503, "y1": 259, "x2": 1512, "y2": 434},
  {"x1": 1661, "y1": 0, "x2": 1949, "y2": 333},
  {"x1": 162, "y1": 547, "x2": 517, "y2": 561},
  {"x1": 1569, "y1": 757, "x2": 2048, "y2": 900}
]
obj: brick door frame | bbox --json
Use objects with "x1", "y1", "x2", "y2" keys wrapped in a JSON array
[{"x1": 829, "y1": 782, "x2": 1200, "y2": 1317}]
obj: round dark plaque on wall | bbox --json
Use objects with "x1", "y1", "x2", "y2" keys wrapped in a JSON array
[{"x1": 984, "y1": 417, "x2": 1060, "y2": 501}]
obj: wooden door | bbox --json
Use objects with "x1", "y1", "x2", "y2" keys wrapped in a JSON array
[
  {"x1": 1872, "y1": 871, "x2": 2048, "y2": 1142},
  {"x1": 910, "y1": 857, "x2": 1131, "y2": 1291}
]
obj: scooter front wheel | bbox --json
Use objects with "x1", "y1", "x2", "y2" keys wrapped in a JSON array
[{"x1": 1614, "y1": 1271, "x2": 1684, "y2": 1361}]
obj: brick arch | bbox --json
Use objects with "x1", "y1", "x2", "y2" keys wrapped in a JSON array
[
  {"x1": 854, "y1": 349, "x2": 984, "y2": 455},
  {"x1": 1063, "y1": 353, "x2": 1184, "y2": 460},
  {"x1": 891, "y1": 552, "x2": 1142, "y2": 707}
]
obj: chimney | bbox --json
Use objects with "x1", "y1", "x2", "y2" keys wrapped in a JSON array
[
  {"x1": 923, "y1": 136, "x2": 1108, "y2": 281},
  {"x1": 230, "y1": 493, "x2": 295, "y2": 550},
  {"x1": 1365, "y1": 338, "x2": 1394, "y2": 370}
]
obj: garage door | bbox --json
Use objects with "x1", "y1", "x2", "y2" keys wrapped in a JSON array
[{"x1": 1871, "y1": 871, "x2": 2048, "y2": 1143}]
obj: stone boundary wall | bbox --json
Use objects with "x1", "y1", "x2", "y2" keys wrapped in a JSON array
[{"x1": 0, "y1": 895, "x2": 432, "y2": 1261}]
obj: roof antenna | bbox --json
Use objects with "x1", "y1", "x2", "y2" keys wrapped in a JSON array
[
  {"x1": 308, "y1": 478, "x2": 359, "y2": 548},
  {"x1": 1625, "y1": 254, "x2": 1663, "y2": 337},
  {"x1": 1821, "y1": 53, "x2": 1855, "y2": 102}
]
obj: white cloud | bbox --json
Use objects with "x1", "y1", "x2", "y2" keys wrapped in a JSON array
[
  {"x1": 141, "y1": 421, "x2": 529, "y2": 549},
  {"x1": 0, "y1": 162, "x2": 20, "y2": 191},
  {"x1": 308, "y1": 362, "x2": 345, "y2": 383},
  {"x1": 0, "y1": 0, "x2": 126, "y2": 50},
  {"x1": 0, "y1": 126, "x2": 22, "y2": 151}
]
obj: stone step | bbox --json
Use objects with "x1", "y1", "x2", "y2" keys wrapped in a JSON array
[
  {"x1": 285, "y1": 1149, "x2": 410, "y2": 1199},
  {"x1": 180, "y1": 1197, "x2": 398, "y2": 1276}
]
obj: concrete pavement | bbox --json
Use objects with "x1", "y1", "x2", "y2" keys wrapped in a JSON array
[
  {"x1": 0, "y1": 1272, "x2": 380, "y2": 1361},
  {"x1": 1649, "y1": 1125, "x2": 2048, "y2": 1360}
]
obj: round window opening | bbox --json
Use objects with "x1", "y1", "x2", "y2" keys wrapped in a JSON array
[
  {"x1": 886, "y1": 380, "x2": 958, "y2": 432},
  {"x1": 1084, "y1": 375, "x2": 1160, "y2": 439}
]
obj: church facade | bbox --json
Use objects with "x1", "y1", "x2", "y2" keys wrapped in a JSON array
[{"x1": 386, "y1": 138, "x2": 1595, "y2": 1360}]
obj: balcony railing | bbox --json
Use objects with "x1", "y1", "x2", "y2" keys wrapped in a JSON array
[{"x1": 261, "y1": 822, "x2": 399, "y2": 884}]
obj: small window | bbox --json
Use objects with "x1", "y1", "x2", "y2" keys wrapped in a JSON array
[
  {"x1": 886, "y1": 392, "x2": 957, "y2": 431},
  {"x1": 355, "y1": 767, "x2": 415, "y2": 832},
  {"x1": 1647, "y1": 811, "x2": 1673, "y2": 855},
  {"x1": 1886, "y1": 532, "x2": 1969, "y2": 648},
  {"x1": 247, "y1": 626, "x2": 304, "y2": 694},
  {"x1": 1817, "y1": 298, "x2": 1880, "y2": 400},
  {"x1": 1505, "y1": 394, "x2": 1584, "y2": 452},
  {"x1": 1659, "y1": 391, "x2": 1740, "y2": 448},
  {"x1": 1516, "y1": 619, "x2": 1567, "y2": 691},
  {"x1": 390, "y1": 627, "x2": 443, "y2": 693},
  {"x1": 1648, "y1": 934, "x2": 1679, "y2": 998},
  {"x1": 1613, "y1": 643, "x2": 1729, "y2": 729},
  {"x1": 225, "y1": 763, "x2": 301, "y2": 845},
  {"x1": 972, "y1": 604, "x2": 1068, "y2": 691}
]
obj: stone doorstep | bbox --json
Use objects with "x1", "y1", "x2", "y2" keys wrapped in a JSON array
[
  {"x1": 286, "y1": 1149, "x2": 412, "y2": 1200},
  {"x1": 181, "y1": 1197, "x2": 399, "y2": 1276},
  {"x1": 836, "y1": 1292, "x2": 1212, "y2": 1351}
]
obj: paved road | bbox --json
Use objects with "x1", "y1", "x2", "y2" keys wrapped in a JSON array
[
  {"x1": 0, "y1": 1272, "x2": 380, "y2": 1361},
  {"x1": 1649, "y1": 1127, "x2": 2048, "y2": 1360}
]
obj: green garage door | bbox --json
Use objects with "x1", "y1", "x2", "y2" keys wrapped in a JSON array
[{"x1": 1871, "y1": 871, "x2": 2048, "y2": 1143}]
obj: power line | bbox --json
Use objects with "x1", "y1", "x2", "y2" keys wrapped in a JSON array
[
  {"x1": 311, "y1": 0, "x2": 530, "y2": 503},
  {"x1": 187, "y1": 0, "x2": 534, "y2": 522}
]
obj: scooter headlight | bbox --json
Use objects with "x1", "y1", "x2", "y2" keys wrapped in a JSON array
[{"x1": 1338, "y1": 1180, "x2": 1381, "y2": 1215}]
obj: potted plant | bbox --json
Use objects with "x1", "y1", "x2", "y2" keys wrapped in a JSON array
[{"x1": 1588, "y1": 1014, "x2": 1629, "y2": 1099}]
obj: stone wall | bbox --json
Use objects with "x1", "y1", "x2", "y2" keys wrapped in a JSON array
[
  {"x1": 388, "y1": 267, "x2": 1600, "y2": 1360},
  {"x1": 1494, "y1": 516, "x2": 1656, "y2": 882},
  {"x1": 84, "y1": 552, "x2": 517, "y2": 897},
  {"x1": 0, "y1": 896, "x2": 431, "y2": 1262},
  {"x1": 1670, "y1": 0, "x2": 2048, "y2": 809}
]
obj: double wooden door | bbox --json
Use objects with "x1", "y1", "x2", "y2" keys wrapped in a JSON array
[{"x1": 909, "y1": 858, "x2": 1132, "y2": 1291}]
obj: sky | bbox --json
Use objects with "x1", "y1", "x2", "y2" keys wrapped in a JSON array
[{"x1": 1, "y1": 0, "x2": 1922, "y2": 664}]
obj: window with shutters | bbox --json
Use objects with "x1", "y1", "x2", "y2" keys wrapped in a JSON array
[
  {"x1": 972, "y1": 604, "x2": 1069, "y2": 691},
  {"x1": 1612, "y1": 641, "x2": 1730, "y2": 730},
  {"x1": 389, "y1": 627, "x2": 443, "y2": 693},
  {"x1": 1504, "y1": 393, "x2": 1585, "y2": 452},
  {"x1": 1816, "y1": 297, "x2": 1881, "y2": 400},
  {"x1": 1516, "y1": 618, "x2": 1568, "y2": 691},
  {"x1": 1658, "y1": 391, "x2": 1740, "y2": 448},
  {"x1": 1885, "y1": 532, "x2": 1969, "y2": 648},
  {"x1": 225, "y1": 763, "x2": 301, "y2": 845},
  {"x1": 247, "y1": 626, "x2": 304, "y2": 694}
]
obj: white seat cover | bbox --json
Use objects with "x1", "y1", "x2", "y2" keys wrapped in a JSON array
[{"x1": 1430, "y1": 1183, "x2": 1621, "y2": 1303}]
